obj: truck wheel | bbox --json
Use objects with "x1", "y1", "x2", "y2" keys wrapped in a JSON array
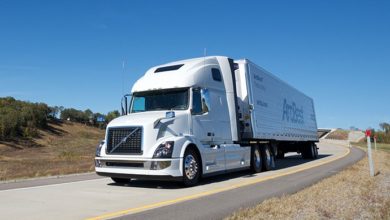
[
  {"x1": 251, "y1": 145, "x2": 262, "y2": 173},
  {"x1": 261, "y1": 144, "x2": 273, "y2": 171},
  {"x1": 313, "y1": 144, "x2": 319, "y2": 159},
  {"x1": 302, "y1": 143, "x2": 315, "y2": 159},
  {"x1": 276, "y1": 150, "x2": 285, "y2": 159},
  {"x1": 111, "y1": 177, "x2": 131, "y2": 184},
  {"x1": 182, "y1": 148, "x2": 200, "y2": 187}
]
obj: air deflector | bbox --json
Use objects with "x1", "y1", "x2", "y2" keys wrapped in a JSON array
[{"x1": 155, "y1": 64, "x2": 184, "y2": 73}]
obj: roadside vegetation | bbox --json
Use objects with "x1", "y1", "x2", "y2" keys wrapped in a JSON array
[
  {"x1": 352, "y1": 142, "x2": 390, "y2": 152},
  {"x1": 0, "y1": 97, "x2": 119, "y2": 181},
  {"x1": 326, "y1": 123, "x2": 390, "y2": 144},
  {"x1": 0, "y1": 97, "x2": 119, "y2": 142},
  {"x1": 226, "y1": 149, "x2": 390, "y2": 220},
  {"x1": 0, "y1": 120, "x2": 104, "y2": 181},
  {"x1": 352, "y1": 122, "x2": 390, "y2": 152},
  {"x1": 324, "y1": 129, "x2": 349, "y2": 140}
]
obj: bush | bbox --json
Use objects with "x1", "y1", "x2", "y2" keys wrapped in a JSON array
[
  {"x1": 0, "y1": 96, "x2": 120, "y2": 140},
  {"x1": 60, "y1": 108, "x2": 89, "y2": 123},
  {"x1": 0, "y1": 97, "x2": 50, "y2": 140}
]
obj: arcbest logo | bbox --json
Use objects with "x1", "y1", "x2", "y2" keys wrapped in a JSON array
[{"x1": 282, "y1": 99, "x2": 304, "y2": 124}]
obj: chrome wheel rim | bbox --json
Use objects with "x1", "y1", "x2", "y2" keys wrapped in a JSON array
[
  {"x1": 254, "y1": 149, "x2": 261, "y2": 168},
  {"x1": 184, "y1": 154, "x2": 198, "y2": 180}
]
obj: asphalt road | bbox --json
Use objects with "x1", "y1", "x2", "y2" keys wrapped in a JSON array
[{"x1": 0, "y1": 141, "x2": 364, "y2": 220}]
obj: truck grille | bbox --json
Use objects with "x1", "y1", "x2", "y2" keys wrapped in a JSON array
[{"x1": 106, "y1": 127, "x2": 143, "y2": 154}]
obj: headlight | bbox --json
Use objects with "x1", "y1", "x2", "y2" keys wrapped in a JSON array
[
  {"x1": 95, "y1": 140, "x2": 105, "y2": 157},
  {"x1": 153, "y1": 141, "x2": 174, "y2": 158}
]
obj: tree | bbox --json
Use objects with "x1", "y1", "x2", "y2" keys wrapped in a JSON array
[
  {"x1": 84, "y1": 109, "x2": 94, "y2": 124},
  {"x1": 49, "y1": 106, "x2": 60, "y2": 119},
  {"x1": 60, "y1": 108, "x2": 88, "y2": 123},
  {"x1": 106, "y1": 110, "x2": 120, "y2": 123},
  {"x1": 0, "y1": 97, "x2": 50, "y2": 139},
  {"x1": 379, "y1": 122, "x2": 390, "y2": 133}
]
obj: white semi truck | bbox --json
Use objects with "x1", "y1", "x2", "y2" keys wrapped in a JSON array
[{"x1": 95, "y1": 56, "x2": 318, "y2": 186}]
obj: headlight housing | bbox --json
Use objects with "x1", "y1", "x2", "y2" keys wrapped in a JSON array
[
  {"x1": 153, "y1": 141, "x2": 174, "y2": 158},
  {"x1": 95, "y1": 140, "x2": 105, "y2": 157}
]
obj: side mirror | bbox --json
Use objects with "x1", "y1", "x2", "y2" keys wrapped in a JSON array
[
  {"x1": 153, "y1": 111, "x2": 176, "y2": 128},
  {"x1": 121, "y1": 94, "x2": 131, "y2": 115}
]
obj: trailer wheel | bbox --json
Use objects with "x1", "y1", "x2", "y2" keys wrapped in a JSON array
[
  {"x1": 302, "y1": 143, "x2": 316, "y2": 159},
  {"x1": 182, "y1": 148, "x2": 201, "y2": 187},
  {"x1": 111, "y1": 177, "x2": 131, "y2": 184},
  {"x1": 276, "y1": 149, "x2": 285, "y2": 159},
  {"x1": 261, "y1": 144, "x2": 273, "y2": 171},
  {"x1": 250, "y1": 145, "x2": 262, "y2": 173},
  {"x1": 313, "y1": 144, "x2": 319, "y2": 159}
]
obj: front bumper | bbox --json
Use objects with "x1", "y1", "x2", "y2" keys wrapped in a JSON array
[
  {"x1": 95, "y1": 157, "x2": 182, "y2": 178},
  {"x1": 96, "y1": 172, "x2": 182, "y2": 181}
]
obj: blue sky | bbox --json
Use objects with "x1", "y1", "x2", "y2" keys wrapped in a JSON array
[{"x1": 0, "y1": 0, "x2": 389, "y2": 129}]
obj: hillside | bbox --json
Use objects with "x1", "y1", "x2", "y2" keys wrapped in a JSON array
[
  {"x1": 325, "y1": 129, "x2": 349, "y2": 140},
  {"x1": 0, "y1": 121, "x2": 105, "y2": 181},
  {"x1": 325, "y1": 129, "x2": 365, "y2": 142}
]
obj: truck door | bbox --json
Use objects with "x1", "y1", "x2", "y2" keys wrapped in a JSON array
[{"x1": 191, "y1": 88, "x2": 225, "y2": 173}]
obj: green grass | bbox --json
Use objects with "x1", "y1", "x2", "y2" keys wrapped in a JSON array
[{"x1": 352, "y1": 142, "x2": 390, "y2": 152}]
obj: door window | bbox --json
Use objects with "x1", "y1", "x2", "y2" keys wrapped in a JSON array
[{"x1": 192, "y1": 88, "x2": 210, "y2": 115}]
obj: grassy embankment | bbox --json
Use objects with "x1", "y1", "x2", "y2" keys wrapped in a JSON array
[
  {"x1": 352, "y1": 141, "x2": 390, "y2": 152},
  {"x1": 325, "y1": 129, "x2": 349, "y2": 140},
  {"x1": 227, "y1": 147, "x2": 390, "y2": 219},
  {"x1": 0, "y1": 121, "x2": 104, "y2": 181}
]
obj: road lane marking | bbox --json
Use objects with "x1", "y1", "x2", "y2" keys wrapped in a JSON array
[
  {"x1": 0, "y1": 178, "x2": 104, "y2": 192},
  {"x1": 87, "y1": 146, "x2": 351, "y2": 220}
]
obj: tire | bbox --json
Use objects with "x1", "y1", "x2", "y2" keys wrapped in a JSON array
[
  {"x1": 251, "y1": 145, "x2": 262, "y2": 173},
  {"x1": 302, "y1": 143, "x2": 316, "y2": 159},
  {"x1": 276, "y1": 149, "x2": 285, "y2": 159},
  {"x1": 313, "y1": 144, "x2": 319, "y2": 159},
  {"x1": 261, "y1": 144, "x2": 273, "y2": 171},
  {"x1": 182, "y1": 148, "x2": 201, "y2": 187},
  {"x1": 111, "y1": 177, "x2": 131, "y2": 184}
]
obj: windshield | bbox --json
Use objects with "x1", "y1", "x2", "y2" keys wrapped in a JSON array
[{"x1": 130, "y1": 89, "x2": 189, "y2": 113}]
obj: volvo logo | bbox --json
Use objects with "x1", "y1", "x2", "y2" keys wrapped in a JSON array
[{"x1": 121, "y1": 137, "x2": 128, "y2": 143}]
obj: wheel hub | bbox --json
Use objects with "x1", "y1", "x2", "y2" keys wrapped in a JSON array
[{"x1": 184, "y1": 154, "x2": 198, "y2": 180}]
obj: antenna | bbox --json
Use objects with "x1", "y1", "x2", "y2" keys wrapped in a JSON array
[
  {"x1": 203, "y1": 48, "x2": 207, "y2": 73},
  {"x1": 122, "y1": 60, "x2": 125, "y2": 96}
]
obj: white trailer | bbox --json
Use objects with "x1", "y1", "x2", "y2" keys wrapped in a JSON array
[{"x1": 95, "y1": 56, "x2": 318, "y2": 186}]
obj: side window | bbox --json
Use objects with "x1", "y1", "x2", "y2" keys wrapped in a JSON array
[
  {"x1": 131, "y1": 97, "x2": 145, "y2": 113},
  {"x1": 192, "y1": 89, "x2": 202, "y2": 114},
  {"x1": 201, "y1": 88, "x2": 210, "y2": 112},
  {"x1": 192, "y1": 88, "x2": 210, "y2": 114},
  {"x1": 211, "y1": 68, "x2": 222, "y2": 82}
]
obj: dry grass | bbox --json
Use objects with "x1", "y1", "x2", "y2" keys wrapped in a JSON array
[
  {"x1": 325, "y1": 129, "x2": 349, "y2": 140},
  {"x1": 0, "y1": 121, "x2": 104, "y2": 181},
  {"x1": 353, "y1": 142, "x2": 390, "y2": 152},
  {"x1": 227, "y1": 150, "x2": 390, "y2": 220}
]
